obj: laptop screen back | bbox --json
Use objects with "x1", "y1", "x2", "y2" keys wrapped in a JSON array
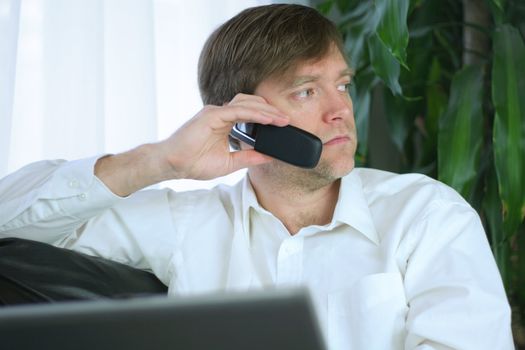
[{"x1": 0, "y1": 288, "x2": 326, "y2": 350}]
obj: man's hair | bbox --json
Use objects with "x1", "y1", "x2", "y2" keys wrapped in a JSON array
[{"x1": 197, "y1": 3, "x2": 345, "y2": 149}]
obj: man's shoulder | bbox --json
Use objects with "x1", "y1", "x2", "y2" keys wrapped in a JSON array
[
  {"x1": 103, "y1": 180, "x2": 244, "y2": 238},
  {"x1": 175, "y1": 177, "x2": 246, "y2": 211},
  {"x1": 113, "y1": 177, "x2": 244, "y2": 214},
  {"x1": 350, "y1": 168, "x2": 477, "y2": 243},
  {"x1": 351, "y1": 167, "x2": 468, "y2": 207}
]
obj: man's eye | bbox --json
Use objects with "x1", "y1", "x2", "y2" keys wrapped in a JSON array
[
  {"x1": 296, "y1": 88, "x2": 315, "y2": 99},
  {"x1": 337, "y1": 83, "x2": 351, "y2": 92}
]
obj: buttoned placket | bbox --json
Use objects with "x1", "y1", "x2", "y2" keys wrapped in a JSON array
[
  {"x1": 276, "y1": 237, "x2": 304, "y2": 286},
  {"x1": 275, "y1": 222, "x2": 305, "y2": 287}
]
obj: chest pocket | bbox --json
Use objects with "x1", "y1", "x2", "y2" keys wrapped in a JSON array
[{"x1": 328, "y1": 272, "x2": 408, "y2": 350}]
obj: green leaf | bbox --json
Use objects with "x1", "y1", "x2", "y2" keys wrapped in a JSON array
[
  {"x1": 351, "y1": 66, "x2": 379, "y2": 163},
  {"x1": 376, "y1": 0, "x2": 410, "y2": 68},
  {"x1": 438, "y1": 65, "x2": 484, "y2": 201},
  {"x1": 516, "y1": 223, "x2": 525, "y2": 322},
  {"x1": 492, "y1": 0, "x2": 505, "y2": 10},
  {"x1": 338, "y1": 1, "x2": 376, "y2": 26},
  {"x1": 339, "y1": 2, "x2": 381, "y2": 70},
  {"x1": 335, "y1": 0, "x2": 360, "y2": 14},
  {"x1": 425, "y1": 58, "x2": 447, "y2": 148},
  {"x1": 368, "y1": 33, "x2": 403, "y2": 96},
  {"x1": 492, "y1": 24, "x2": 525, "y2": 237},
  {"x1": 433, "y1": 28, "x2": 461, "y2": 70},
  {"x1": 484, "y1": 0, "x2": 505, "y2": 25},
  {"x1": 483, "y1": 161, "x2": 509, "y2": 286},
  {"x1": 316, "y1": 1, "x2": 333, "y2": 15},
  {"x1": 409, "y1": 0, "x2": 424, "y2": 15},
  {"x1": 508, "y1": 1, "x2": 525, "y2": 47},
  {"x1": 354, "y1": 90, "x2": 370, "y2": 166},
  {"x1": 383, "y1": 90, "x2": 411, "y2": 153}
]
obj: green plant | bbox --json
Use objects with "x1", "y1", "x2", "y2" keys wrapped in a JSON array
[{"x1": 317, "y1": 0, "x2": 525, "y2": 344}]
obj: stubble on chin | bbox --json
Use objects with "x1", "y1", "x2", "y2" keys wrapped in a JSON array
[{"x1": 252, "y1": 153, "x2": 354, "y2": 194}]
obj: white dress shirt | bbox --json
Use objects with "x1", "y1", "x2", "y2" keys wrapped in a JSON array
[{"x1": 0, "y1": 157, "x2": 514, "y2": 350}]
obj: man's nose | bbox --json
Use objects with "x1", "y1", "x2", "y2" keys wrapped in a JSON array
[{"x1": 322, "y1": 90, "x2": 353, "y2": 123}]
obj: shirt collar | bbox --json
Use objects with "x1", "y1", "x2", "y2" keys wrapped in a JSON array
[{"x1": 239, "y1": 170, "x2": 379, "y2": 245}]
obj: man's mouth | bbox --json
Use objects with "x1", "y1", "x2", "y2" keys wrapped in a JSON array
[{"x1": 324, "y1": 135, "x2": 351, "y2": 146}]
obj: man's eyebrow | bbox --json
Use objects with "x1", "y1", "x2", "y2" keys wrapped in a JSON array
[
  {"x1": 340, "y1": 68, "x2": 355, "y2": 79},
  {"x1": 291, "y1": 75, "x2": 319, "y2": 87},
  {"x1": 287, "y1": 68, "x2": 355, "y2": 88}
]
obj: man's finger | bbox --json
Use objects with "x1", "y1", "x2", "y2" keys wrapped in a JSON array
[{"x1": 222, "y1": 105, "x2": 289, "y2": 125}]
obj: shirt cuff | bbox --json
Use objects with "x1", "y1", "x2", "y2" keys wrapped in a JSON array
[{"x1": 39, "y1": 155, "x2": 123, "y2": 219}]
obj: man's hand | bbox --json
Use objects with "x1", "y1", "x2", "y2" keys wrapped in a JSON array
[{"x1": 95, "y1": 94, "x2": 289, "y2": 196}]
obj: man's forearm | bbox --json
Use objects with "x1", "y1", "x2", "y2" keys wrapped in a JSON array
[
  {"x1": 94, "y1": 143, "x2": 169, "y2": 197},
  {"x1": 94, "y1": 96, "x2": 288, "y2": 197}
]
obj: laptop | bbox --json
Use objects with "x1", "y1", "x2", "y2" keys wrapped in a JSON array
[{"x1": 0, "y1": 287, "x2": 326, "y2": 350}]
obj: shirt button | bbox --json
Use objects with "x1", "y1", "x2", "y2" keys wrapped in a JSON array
[
  {"x1": 78, "y1": 193, "x2": 87, "y2": 201},
  {"x1": 69, "y1": 180, "x2": 79, "y2": 188}
]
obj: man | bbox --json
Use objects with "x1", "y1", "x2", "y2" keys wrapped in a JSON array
[{"x1": 0, "y1": 4, "x2": 514, "y2": 349}]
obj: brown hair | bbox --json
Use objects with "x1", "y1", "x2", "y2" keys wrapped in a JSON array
[{"x1": 198, "y1": 3, "x2": 344, "y2": 106}]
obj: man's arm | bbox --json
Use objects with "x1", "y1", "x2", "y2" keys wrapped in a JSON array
[
  {"x1": 94, "y1": 94, "x2": 288, "y2": 196},
  {"x1": 0, "y1": 94, "x2": 288, "y2": 239},
  {"x1": 403, "y1": 199, "x2": 513, "y2": 349},
  {"x1": 0, "y1": 157, "x2": 120, "y2": 243}
]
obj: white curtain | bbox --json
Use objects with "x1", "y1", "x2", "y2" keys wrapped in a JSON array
[
  {"x1": 0, "y1": 0, "x2": 20, "y2": 177},
  {"x1": 0, "y1": 0, "x2": 282, "y2": 190}
]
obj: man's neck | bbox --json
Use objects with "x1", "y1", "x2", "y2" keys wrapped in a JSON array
[{"x1": 248, "y1": 171, "x2": 341, "y2": 235}]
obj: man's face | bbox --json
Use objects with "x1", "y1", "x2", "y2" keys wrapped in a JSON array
[{"x1": 252, "y1": 46, "x2": 357, "y2": 186}]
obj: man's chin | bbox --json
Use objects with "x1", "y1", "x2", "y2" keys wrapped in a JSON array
[{"x1": 313, "y1": 156, "x2": 354, "y2": 180}]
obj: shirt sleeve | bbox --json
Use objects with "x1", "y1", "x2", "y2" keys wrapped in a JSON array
[
  {"x1": 403, "y1": 198, "x2": 514, "y2": 349},
  {"x1": 0, "y1": 156, "x2": 122, "y2": 244},
  {"x1": 0, "y1": 157, "x2": 179, "y2": 281}
]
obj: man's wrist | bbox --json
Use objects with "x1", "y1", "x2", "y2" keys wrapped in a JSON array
[{"x1": 94, "y1": 143, "x2": 169, "y2": 197}]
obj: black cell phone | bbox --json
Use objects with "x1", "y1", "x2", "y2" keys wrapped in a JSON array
[{"x1": 230, "y1": 123, "x2": 322, "y2": 168}]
